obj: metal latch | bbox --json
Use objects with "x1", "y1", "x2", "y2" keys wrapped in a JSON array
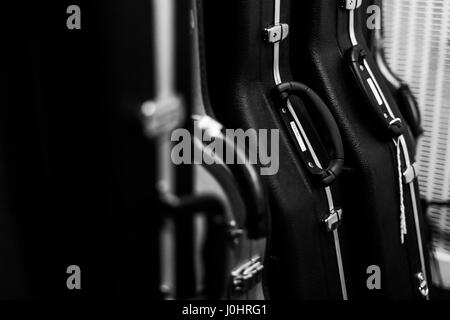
[
  {"x1": 231, "y1": 257, "x2": 264, "y2": 295},
  {"x1": 340, "y1": 0, "x2": 362, "y2": 10},
  {"x1": 141, "y1": 95, "x2": 185, "y2": 138},
  {"x1": 415, "y1": 272, "x2": 429, "y2": 298},
  {"x1": 403, "y1": 162, "x2": 418, "y2": 184},
  {"x1": 193, "y1": 114, "x2": 224, "y2": 139},
  {"x1": 264, "y1": 24, "x2": 289, "y2": 43},
  {"x1": 227, "y1": 220, "x2": 244, "y2": 246},
  {"x1": 323, "y1": 208, "x2": 343, "y2": 232}
]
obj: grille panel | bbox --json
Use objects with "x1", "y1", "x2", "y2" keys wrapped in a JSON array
[{"x1": 383, "y1": 0, "x2": 450, "y2": 258}]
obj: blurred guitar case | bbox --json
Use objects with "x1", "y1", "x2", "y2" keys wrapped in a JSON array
[
  {"x1": 290, "y1": 0, "x2": 430, "y2": 299},
  {"x1": 201, "y1": 0, "x2": 351, "y2": 299},
  {"x1": 105, "y1": 0, "x2": 264, "y2": 300},
  {"x1": 103, "y1": 0, "x2": 230, "y2": 299}
]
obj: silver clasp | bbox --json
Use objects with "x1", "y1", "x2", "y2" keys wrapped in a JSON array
[
  {"x1": 340, "y1": 0, "x2": 363, "y2": 10},
  {"x1": 264, "y1": 23, "x2": 289, "y2": 43},
  {"x1": 403, "y1": 162, "x2": 418, "y2": 184},
  {"x1": 231, "y1": 257, "x2": 264, "y2": 295},
  {"x1": 323, "y1": 208, "x2": 343, "y2": 232},
  {"x1": 415, "y1": 272, "x2": 429, "y2": 298}
]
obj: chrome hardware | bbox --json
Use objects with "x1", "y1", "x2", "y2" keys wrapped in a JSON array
[
  {"x1": 403, "y1": 162, "x2": 418, "y2": 184},
  {"x1": 160, "y1": 283, "x2": 174, "y2": 300},
  {"x1": 228, "y1": 220, "x2": 244, "y2": 245},
  {"x1": 264, "y1": 23, "x2": 289, "y2": 43},
  {"x1": 141, "y1": 95, "x2": 185, "y2": 138},
  {"x1": 389, "y1": 118, "x2": 402, "y2": 126},
  {"x1": 231, "y1": 257, "x2": 264, "y2": 295},
  {"x1": 340, "y1": 0, "x2": 362, "y2": 10},
  {"x1": 415, "y1": 272, "x2": 429, "y2": 298},
  {"x1": 192, "y1": 114, "x2": 223, "y2": 139},
  {"x1": 323, "y1": 208, "x2": 343, "y2": 232}
]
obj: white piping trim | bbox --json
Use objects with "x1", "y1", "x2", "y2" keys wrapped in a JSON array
[
  {"x1": 273, "y1": 43, "x2": 282, "y2": 84},
  {"x1": 367, "y1": 78, "x2": 384, "y2": 106},
  {"x1": 349, "y1": 10, "x2": 358, "y2": 47},
  {"x1": 399, "y1": 135, "x2": 430, "y2": 300}
]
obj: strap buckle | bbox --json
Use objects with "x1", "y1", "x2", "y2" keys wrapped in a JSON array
[
  {"x1": 264, "y1": 23, "x2": 289, "y2": 43},
  {"x1": 403, "y1": 162, "x2": 418, "y2": 184},
  {"x1": 231, "y1": 257, "x2": 264, "y2": 296},
  {"x1": 415, "y1": 272, "x2": 429, "y2": 298},
  {"x1": 323, "y1": 208, "x2": 343, "y2": 232},
  {"x1": 340, "y1": 0, "x2": 363, "y2": 10}
]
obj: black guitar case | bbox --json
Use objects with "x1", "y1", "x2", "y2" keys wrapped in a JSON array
[
  {"x1": 290, "y1": 0, "x2": 430, "y2": 299},
  {"x1": 202, "y1": 0, "x2": 351, "y2": 299}
]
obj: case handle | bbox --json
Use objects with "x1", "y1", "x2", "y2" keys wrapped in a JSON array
[{"x1": 274, "y1": 82, "x2": 345, "y2": 186}]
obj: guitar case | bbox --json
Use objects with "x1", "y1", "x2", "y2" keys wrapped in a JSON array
[
  {"x1": 290, "y1": 0, "x2": 430, "y2": 299},
  {"x1": 202, "y1": 0, "x2": 351, "y2": 299},
  {"x1": 108, "y1": 0, "x2": 262, "y2": 300},
  {"x1": 104, "y1": 0, "x2": 230, "y2": 299}
]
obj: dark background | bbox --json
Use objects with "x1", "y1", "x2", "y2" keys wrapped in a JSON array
[{"x1": 2, "y1": 1, "x2": 185, "y2": 298}]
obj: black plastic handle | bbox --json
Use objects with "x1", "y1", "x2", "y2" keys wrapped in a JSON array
[
  {"x1": 273, "y1": 81, "x2": 344, "y2": 186},
  {"x1": 221, "y1": 135, "x2": 268, "y2": 239},
  {"x1": 348, "y1": 46, "x2": 404, "y2": 138},
  {"x1": 192, "y1": 116, "x2": 268, "y2": 239}
]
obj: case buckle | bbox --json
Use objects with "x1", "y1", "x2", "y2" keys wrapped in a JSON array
[
  {"x1": 403, "y1": 162, "x2": 418, "y2": 184},
  {"x1": 231, "y1": 257, "x2": 264, "y2": 296},
  {"x1": 264, "y1": 24, "x2": 289, "y2": 43},
  {"x1": 323, "y1": 208, "x2": 343, "y2": 232},
  {"x1": 340, "y1": 0, "x2": 363, "y2": 10},
  {"x1": 415, "y1": 272, "x2": 429, "y2": 298}
]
